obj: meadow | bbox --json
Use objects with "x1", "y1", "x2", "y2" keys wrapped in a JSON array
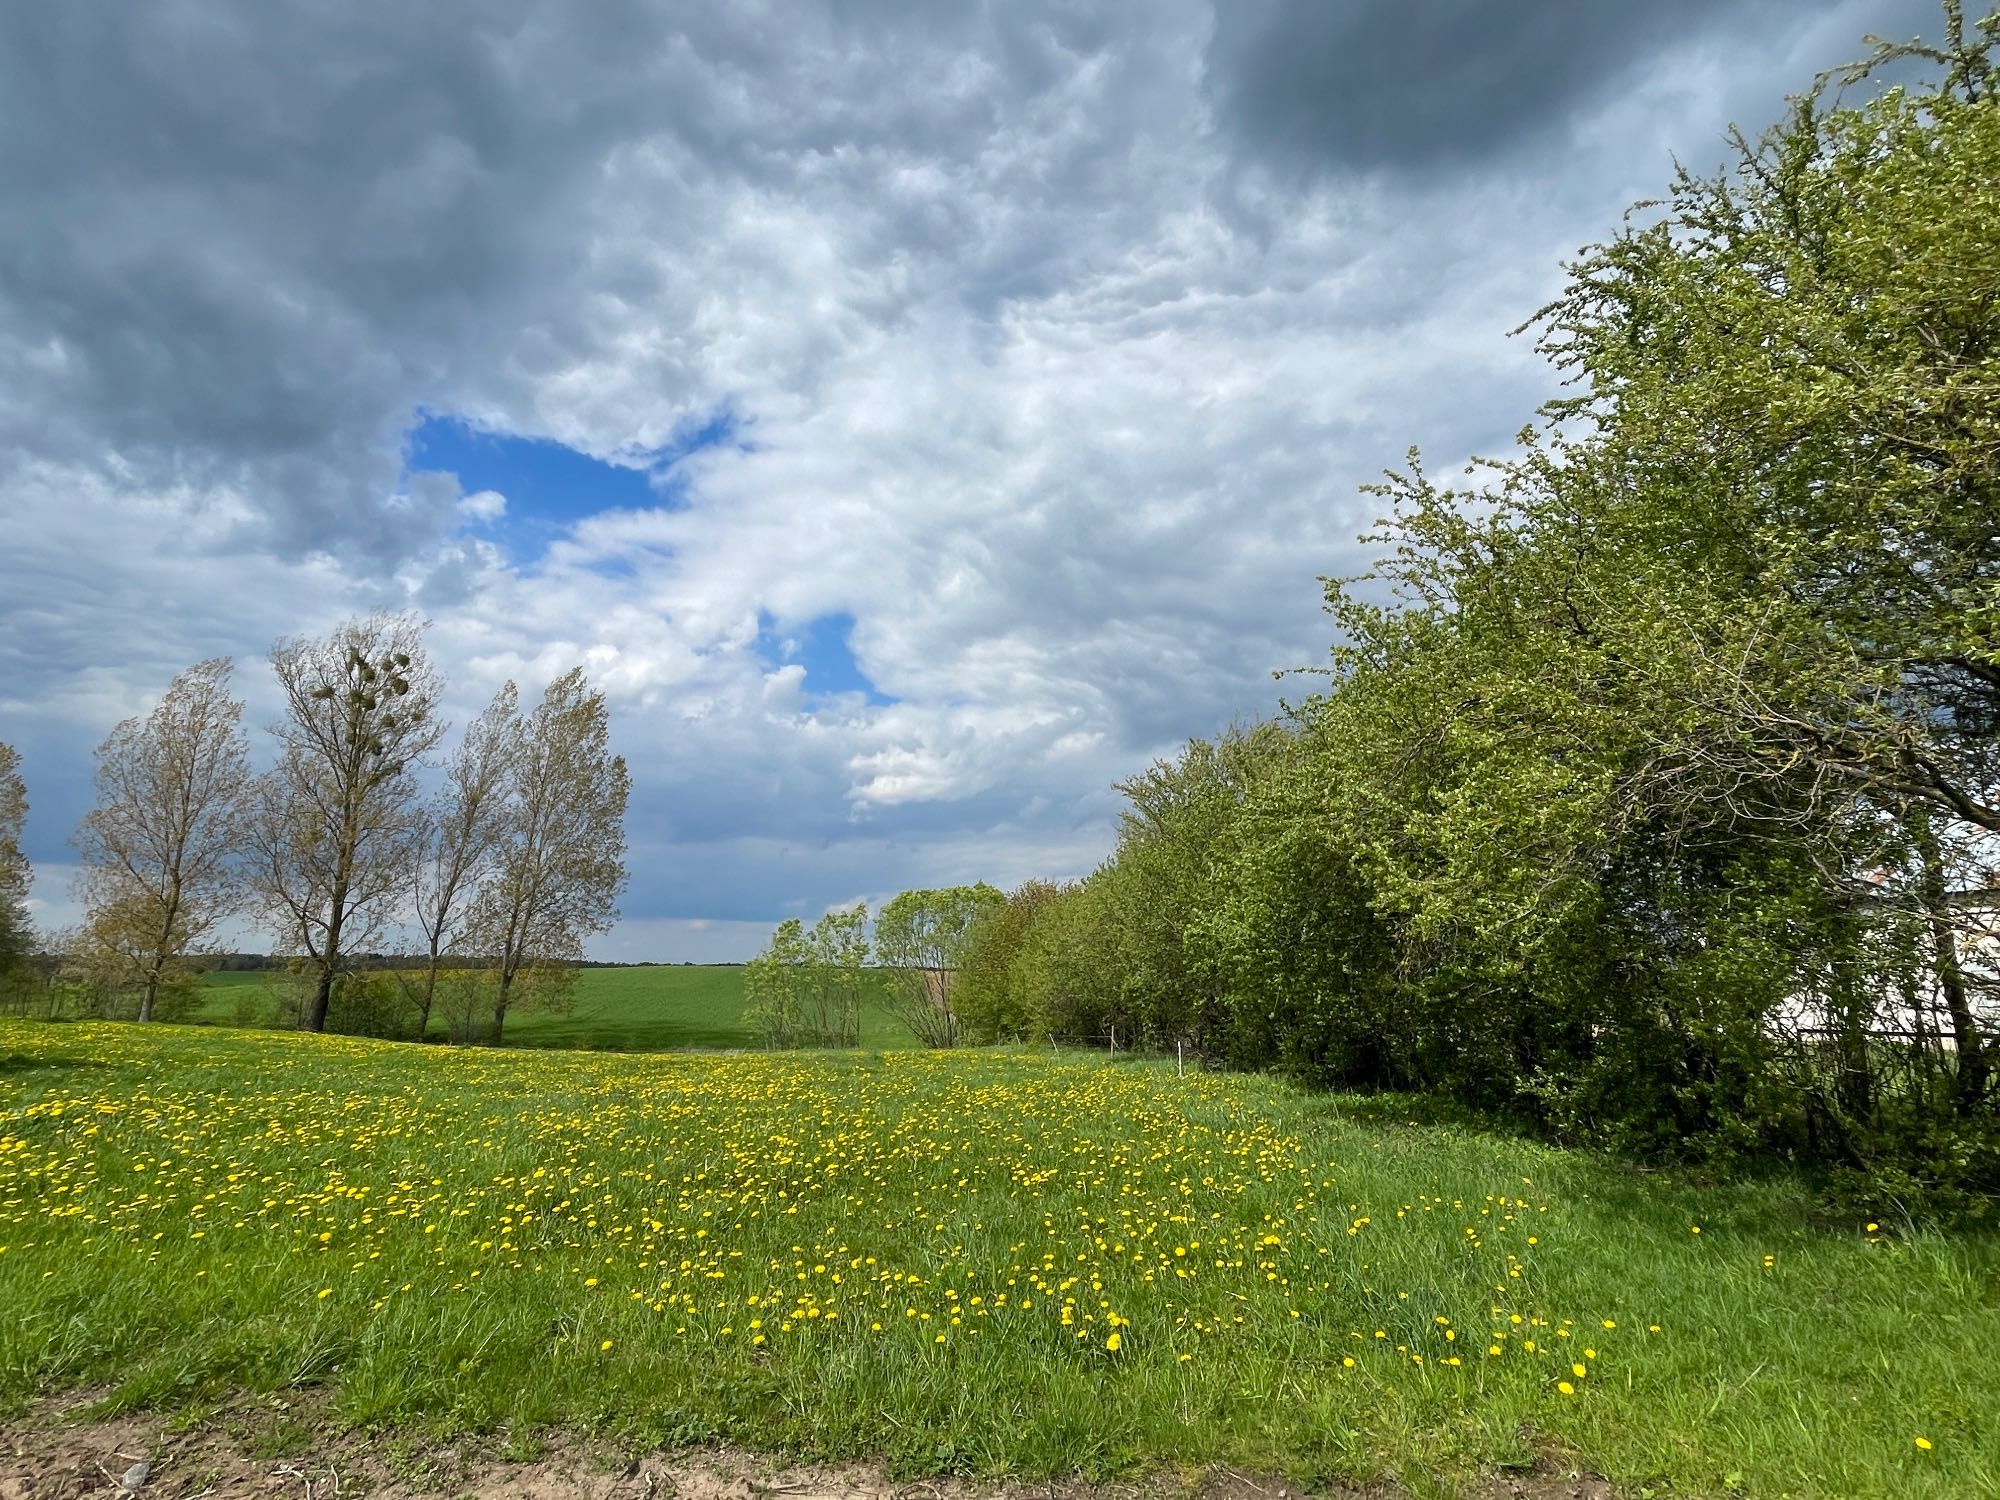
[
  {"x1": 3, "y1": 1021, "x2": 1996, "y2": 1497},
  {"x1": 193, "y1": 963, "x2": 919, "y2": 1050}
]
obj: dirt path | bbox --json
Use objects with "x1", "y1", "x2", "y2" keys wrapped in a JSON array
[{"x1": 0, "y1": 1404, "x2": 1613, "y2": 1500}]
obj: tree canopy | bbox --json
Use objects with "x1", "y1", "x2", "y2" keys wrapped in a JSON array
[{"x1": 958, "y1": 7, "x2": 2000, "y2": 1201}]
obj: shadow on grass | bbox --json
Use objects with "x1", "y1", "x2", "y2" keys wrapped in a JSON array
[{"x1": 0, "y1": 1051, "x2": 114, "y2": 1079}]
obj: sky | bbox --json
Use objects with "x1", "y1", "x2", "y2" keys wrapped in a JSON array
[{"x1": 0, "y1": 0, "x2": 1950, "y2": 961}]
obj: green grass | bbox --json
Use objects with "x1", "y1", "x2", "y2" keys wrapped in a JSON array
[
  {"x1": 2, "y1": 1019, "x2": 1997, "y2": 1497},
  {"x1": 192, "y1": 964, "x2": 918, "y2": 1050}
]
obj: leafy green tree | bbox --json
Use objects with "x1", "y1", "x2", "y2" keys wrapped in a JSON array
[
  {"x1": 1301, "y1": 2, "x2": 2000, "y2": 1140},
  {"x1": 743, "y1": 906, "x2": 869, "y2": 1047},
  {"x1": 1108, "y1": 723, "x2": 1294, "y2": 1048},
  {"x1": 802, "y1": 904, "x2": 869, "y2": 1047},
  {"x1": 745, "y1": 917, "x2": 809, "y2": 1048},
  {"x1": 874, "y1": 884, "x2": 1005, "y2": 1047},
  {"x1": 1005, "y1": 876, "x2": 1126, "y2": 1046},
  {"x1": 964, "y1": 6, "x2": 2000, "y2": 1183},
  {"x1": 956, "y1": 881, "x2": 1065, "y2": 1043}
]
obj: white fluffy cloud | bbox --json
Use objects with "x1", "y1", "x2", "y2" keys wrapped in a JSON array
[{"x1": 0, "y1": 0, "x2": 1946, "y2": 953}]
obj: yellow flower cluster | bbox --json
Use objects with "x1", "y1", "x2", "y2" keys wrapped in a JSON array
[{"x1": 0, "y1": 1022, "x2": 1637, "y2": 1393}]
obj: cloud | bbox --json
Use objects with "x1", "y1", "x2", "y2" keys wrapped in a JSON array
[
  {"x1": 0, "y1": 0, "x2": 1948, "y2": 958},
  {"x1": 1204, "y1": 0, "x2": 1760, "y2": 174},
  {"x1": 457, "y1": 490, "x2": 508, "y2": 524}
]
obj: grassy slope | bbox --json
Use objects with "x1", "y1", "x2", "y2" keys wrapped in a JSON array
[
  {"x1": 193, "y1": 965, "x2": 918, "y2": 1051},
  {"x1": 3, "y1": 1020, "x2": 1996, "y2": 1498}
]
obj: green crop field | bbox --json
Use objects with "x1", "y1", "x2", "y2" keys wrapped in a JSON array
[
  {"x1": 192, "y1": 964, "x2": 918, "y2": 1051},
  {"x1": 3, "y1": 1019, "x2": 1996, "y2": 1498}
]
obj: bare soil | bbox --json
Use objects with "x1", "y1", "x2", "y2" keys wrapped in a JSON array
[{"x1": 0, "y1": 1401, "x2": 1613, "y2": 1500}]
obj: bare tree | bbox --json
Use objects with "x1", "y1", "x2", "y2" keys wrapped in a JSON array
[
  {"x1": 247, "y1": 615, "x2": 445, "y2": 1033},
  {"x1": 0, "y1": 742, "x2": 30, "y2": 983},
  {"x1": 468, "y1": 667, "x2": 628, "y2": 1043},
  {"x1": 407, "y1": 682, "x2": 518, "y2": 1038},
  {"x1": 71, "y1": 659, "x2": 251, "y2": 1021}
]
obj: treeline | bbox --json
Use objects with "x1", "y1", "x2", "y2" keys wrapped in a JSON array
[
  {"x1": 0, "y1": 612, "x2": 629, "y2": 1044},
  {"x1": 200, "y1": 953, "x2": 698, "y2": 972},
  {"x1": 949, "y1": 20, "x2": 1999, "y2": 1200},
  {"x1": 744, "y1": 886, "x2": 1001, "y2": 1048}
]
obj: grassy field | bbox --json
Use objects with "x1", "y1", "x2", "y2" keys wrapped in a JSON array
[
  {"x1": 3, "y1": 1021, "x2": 1996, "y2": 1497},
  {"x1": 194, "y1": 964, "x2": 919, "y2": 1050}
]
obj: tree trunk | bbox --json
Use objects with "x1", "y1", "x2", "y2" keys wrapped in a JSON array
[
  {"x1": 307, "y1": 865, "x2": 351, "y2": 1033},
  {"x1": 492, "y1": 969, "x2": 512, "y2": 1045},
  {"x1": 419, "y1": 942, "x2": 442, "y2": 1041},
  {"x1": 141, "y1": 886, "x2": 181, "y2": 1024},
  {"x1": 308, "y1": 962, "x2": 335, "y2": 1033},
  {"x1": 1915, "y1": 819, "x2": 1987, "y2": 1111}
]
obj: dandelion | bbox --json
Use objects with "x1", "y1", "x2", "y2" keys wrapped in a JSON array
[
  {"x1": 1557, "y1": 1381, "x2": 1575, "y2": 1396},
  {"x1": 600, "y1": 1339, "x2": 614, "y2": 1351},
  {"x1": 1915, "y1": 1436, "x2": 1933, "y2": 1451}
]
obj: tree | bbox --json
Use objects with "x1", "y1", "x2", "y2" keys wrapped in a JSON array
[
  {"x1": 468, "y1": 667, "x2": 629, "y2": 1043},
  {"x1": 246, "y1": 615, "x2": 445, "y2": 1033},
  {"x1": 745, "y1": 917, "x2": 810, "y2": 1048},
  {"x1": 1109, "y1": 723, "x2": 1294, "y2": 1048},
  {"x1": 71, "y1": 659, "x2": 250, "y2": 1021},
  {"x1": 956, "y1": 880, "x2": 1066, "y2": 1043},
  {"x1": 0, "y1": 743, "x2": 30, "y2": 987},
  {"x1": 949, "y1": 6, "x2": 2000, "y2": 1186},
  {"x1": 407, "y1": 683, "x2": 518, "y2": 1038},
  {"x1": 801, "y1": 904, "x2": 869, "y2": 1047},
  {"x1": 873, "y1": 884, "x2": 1005, "y2": 1047},
  {"x1": 1005, "y1": 877, "x2": 1126, "y2": 1047},
  {"x1": 1286, "y1": 1, "x2": 2000, "y2": 1142},
  {"x1": 745, "y1": 906, "x2": 871, "y2": 1048}
]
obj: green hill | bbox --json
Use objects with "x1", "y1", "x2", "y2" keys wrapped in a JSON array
[{"x1": 194, "y1": 964, "x2": 916, "y2": 1051}]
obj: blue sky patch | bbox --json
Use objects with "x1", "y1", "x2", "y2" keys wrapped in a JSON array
[
  {"x1": 405, "y1": 407, "x2": 742, "y2": 559},
  {"x1": 758, "y1": 610, "x2": 895, "y2": 706}
]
